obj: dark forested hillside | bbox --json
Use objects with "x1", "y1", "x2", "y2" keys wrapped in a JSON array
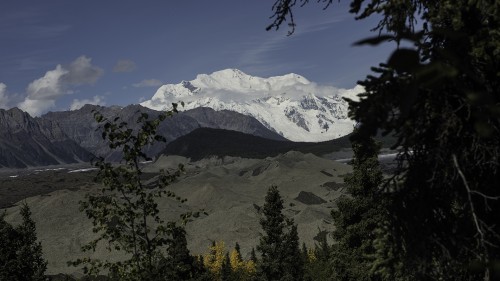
[{"x1": 162, "y1": 127, "x2": 352, "y2": 160}]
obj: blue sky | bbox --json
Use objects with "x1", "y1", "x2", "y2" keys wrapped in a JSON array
[{"x1": 0, "y1": 0, "x2": 395, "y2": 116}]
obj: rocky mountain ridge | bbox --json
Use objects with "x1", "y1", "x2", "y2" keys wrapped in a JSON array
[
  {"x1": 0, "y1": 108, "x2": 94, "y2": 168},
  {"x1": 42, "y1": 104, "x2": 286, "y2": 161},
  {"x1": 0, "y1": 105, "x2": 287, "y2": 168}
]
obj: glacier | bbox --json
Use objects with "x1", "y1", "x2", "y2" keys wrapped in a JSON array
[{"x1": 141, "y1": 69, "x2": 363, "y2": 142}]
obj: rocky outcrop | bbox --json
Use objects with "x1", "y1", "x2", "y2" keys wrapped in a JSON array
[{"x1": 0, "y1": 108, "x2": 94, "y2": 168}]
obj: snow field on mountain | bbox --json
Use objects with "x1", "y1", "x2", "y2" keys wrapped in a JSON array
[{"x1": 141, "y1": 69, "x2": 363, "y2": 142}]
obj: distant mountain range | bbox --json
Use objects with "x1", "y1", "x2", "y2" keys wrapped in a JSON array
[
  {"x1": 0, "y1": 69, "x2": 366, "y2": 169},
  {"x1": 0, "y1": 108, "x2": 94, "y2": 168},
  {"x1": 141, "y1": 69, "x2": 362, "y2": 142},
  {"x1": 42, "y1": 104, "x2": 286, "y2": 161},
  {"x1": 0, "y1": 105, "x2": 290, "y2": 168}
]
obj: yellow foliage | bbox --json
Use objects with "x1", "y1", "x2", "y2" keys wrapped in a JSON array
[
  {"x1": 230, "y1": 248, "x2": 243, "y2": 269},
  {"x1": 231, "y1": 248, "x2": 257, "y2": 280},
  {"x1": 203, "y1": 241, "x2": 226, "y2": 277},
  {"x1": 244, "y1": 260, "x2": 257, "y2": 275},
  {"x1": 202, "y1": 241, "x2": 257, "y2": 280},
  {"x1": 308, "y1": 248, "x2": 317, "y2": 263}
]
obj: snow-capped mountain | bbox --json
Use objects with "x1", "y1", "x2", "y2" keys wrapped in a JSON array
[{"x1": 141, "y1": 69, "x2": 363, "y2": 142}]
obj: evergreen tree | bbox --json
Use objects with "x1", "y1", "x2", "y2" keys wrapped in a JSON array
[
  {"x1": 0, "y1": 203, "x2": 47, "y2": 281},
  {"x1": 16, "y1": 203, "x2": 48, "y2": 281},
  {"x1": 163, "y1": 223, "x2": 198, "y2": 280},
  {"x1": 281, "y1": 223, "x2": 303, "y2": 281},
  {"x1": 301, "y1": 243, "x2": 309, "y2": 266},
  {"x1": 314, "y1": 230, "x2": 330, "y2": 262},
  {"x1": 220, "y1": 253, "x2": 232, "y2": 281},
  {"x1": 330, "y1": 137, "x2": 385, "y2": 281},
  {"x1": 250, "y1": 248, "x2": 258, "y2": 264},
  {"x1": 267, "y1": 0, "x2": 500, "y2": 279},
  {"x1": 257, "y1": 186, "x2": 303, "y2": 281},
  {"x1": 303, "y1": 232, "x2": 331, "y2": 281},
  {"x1": 0, "y1": 212, "x2": 17, "y2": 280}
]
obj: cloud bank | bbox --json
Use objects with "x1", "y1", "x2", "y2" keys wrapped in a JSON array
[
  {"x1": 17, "y1": 56, "x2": 103, "y2": 116},
  {"x1": 70, "y1": 95, "x2": 105, "y2": 110},
  {"x1": 0, "y1": 83, "x2": 9, "y2": 109}
]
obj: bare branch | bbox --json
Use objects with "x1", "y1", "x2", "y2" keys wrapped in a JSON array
[
  {"x1": 453, "y1": 154, "x2": 490, "y2": 281},
  {"x1": 470, "y1": 190, "x2": 500, "y2": 200}
]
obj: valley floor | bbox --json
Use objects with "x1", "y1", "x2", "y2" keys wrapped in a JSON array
[
  {"x1": 2, "y1": 151, "x2": 353, "y2": 275},
  {"x1": 1, "y1": 149, "x2": 398, "y2": 276}
]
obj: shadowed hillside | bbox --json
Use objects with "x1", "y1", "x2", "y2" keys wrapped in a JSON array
[{"x1": 162, "y1": 127, "x2": 353, "y2": 160}]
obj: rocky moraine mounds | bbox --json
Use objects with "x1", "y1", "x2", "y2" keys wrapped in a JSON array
[{"x1": 2, "y1": 152, "x2": 351, "y2": 275}]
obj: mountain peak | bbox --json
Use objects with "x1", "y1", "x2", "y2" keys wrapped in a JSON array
[
  {"x1": 212, "y1": 68, "x2": 247, "y2": 77},
  {"x1": 141, "y1": 69, "x2": 362, "y2": 142},
  {"x1": 191, "y1": 69, "x2": 310, "y2": 91},
  {"x1": 6, "y1": 107, "x2": 28, "y2": 115}
]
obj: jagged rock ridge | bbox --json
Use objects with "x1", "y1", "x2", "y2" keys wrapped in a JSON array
[
  {"x1": 0, "y1": 108, "x2": 94, "y2": 168},
  {"x1": 42, "y1": 105, "x2": 287, "y2": 161}
]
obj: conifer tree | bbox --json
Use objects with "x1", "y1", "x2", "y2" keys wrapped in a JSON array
[
  {"x1": 282, "y1": 223, "x2": 303, "y2": 280},
  {"x1": 250, "y1": 248, "x2": 258, "y2": 264},
  {"x1": 330, "y1": 137, "x2": 384, "y2": 281},
  {"x1": 0, "y1": 203, "x2": 47, "y2": 281},
  {"x1": 16, "y1": 203, "x2": 48, "y2": 281},
  {"x1": 267, "y1": 0, "x2": 500, "y2": 279},
  {"x1": 220, "y1": 253, "x2": 232, "y2": 281},
  {"x1": 301, "y1": 243, "x2": 309, "y2": 266},
  {"x1": 163, "y1": 223, "x2": 198, "y2": 280},
  {"x1": 257, "y1": 186, "x2": 303, "y2": 281},
  {"x1": 303, "y1": 230, "x2": 331, "y2": 281}
]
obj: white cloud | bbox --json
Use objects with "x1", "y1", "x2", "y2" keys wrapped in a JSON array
[
  {"x1": 17, "y1": 56, "x2": 103, "y2": 116},
  {"x1": 63, "y1": 56, "x2": 103, "y2": 85},
  {"x1": 113, "y1": 59, "x2": 136, "y2": 72},
  {"x1": 18, "y1": 98, "x2": 56, "y2": 117},
  {"x1": 190, "y1": 82, "x2": 346, "y2": 103},
  {"x1": 133, "y1": 79, "x2": 163, "y2": 88},
  {"x1": 70, "y1": 95, "x2": 105, "y2": 111},
  {"x1": 26, "y1": 64, "x2": 68, "y2": 100},
  {"x1": 0, "y1": 83, "x2": 10, "y2": 109}
]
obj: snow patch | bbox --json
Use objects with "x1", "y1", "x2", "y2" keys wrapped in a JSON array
[{"x1": 68, "y1": 168, "x2": 98, "y2": 173}]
